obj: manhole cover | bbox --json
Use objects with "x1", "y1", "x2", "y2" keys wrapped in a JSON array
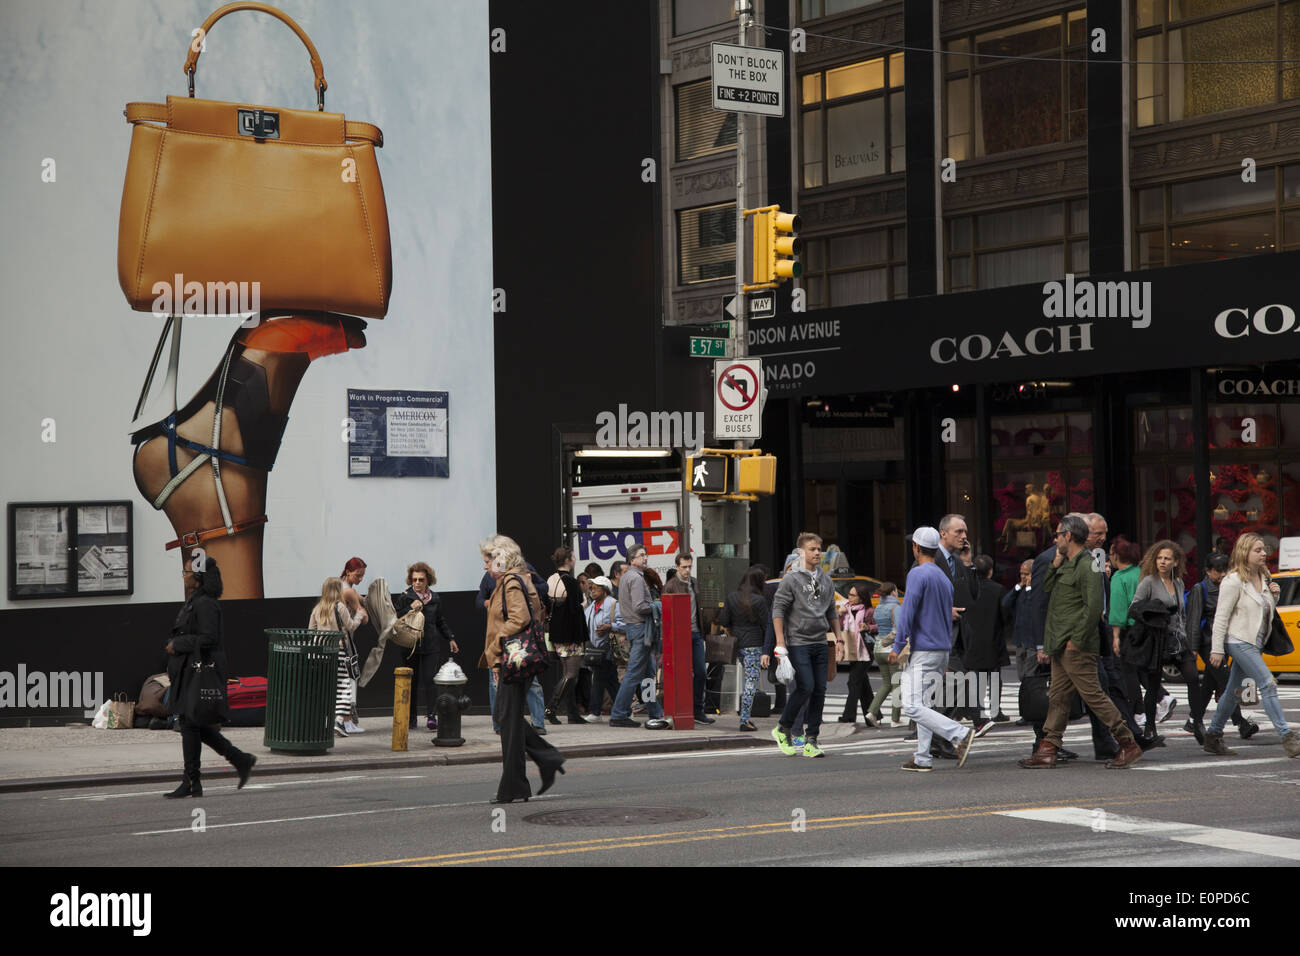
[{"x1": 523, "y1": 806, "x2": 708, "y2": 827}]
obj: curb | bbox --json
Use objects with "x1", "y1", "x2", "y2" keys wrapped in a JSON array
[{"x1": 0, "y1": 732, "x2": 777, "y2": 795}]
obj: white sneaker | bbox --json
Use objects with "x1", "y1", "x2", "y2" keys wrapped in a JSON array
[
  {"x1": 344, "y1": 720, "x2": 366, "y2": 734},
  {"x1": 1157, "y1": 696, "x2": 1177, "y2": 723},
  {"x1": 583, "y1": 714, "x2": 602, "y2": 723}
]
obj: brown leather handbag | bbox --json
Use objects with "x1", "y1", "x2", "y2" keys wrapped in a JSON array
[{"x1": 118, "y1": 2, "x2": 391, "y2": 319}]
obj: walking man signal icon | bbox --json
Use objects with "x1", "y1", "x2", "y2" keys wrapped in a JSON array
[{"x1": 687, "y1": 454, "x2": 727, "y2": 494}]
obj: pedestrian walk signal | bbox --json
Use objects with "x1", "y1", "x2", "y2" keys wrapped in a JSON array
[
  {"x1": 746, "y1": 204, "x2": 802, "y2": 289},
  {"x1": 685, "y1": 454, "x2": 728, "y2": 495}
]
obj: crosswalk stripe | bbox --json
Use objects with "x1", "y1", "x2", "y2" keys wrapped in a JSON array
[
  {"x1": 1132, "y1": 756, "x2": 1291, "y2": 772},
  {"x1": 998, "y1": 806, "x2": 1300, "y2": 861}
]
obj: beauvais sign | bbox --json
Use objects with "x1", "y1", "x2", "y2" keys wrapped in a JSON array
[{"x1": 746, "y1": 251, "x2": 1300, "y2": 395}]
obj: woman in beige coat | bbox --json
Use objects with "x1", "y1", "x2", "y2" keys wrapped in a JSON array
[
  {"x1": 1203, "y1": 533, "x2": 1299, "y2": 757},
  {"x1": 483, "y1": 538, "x2": 566, "y2": 802}
]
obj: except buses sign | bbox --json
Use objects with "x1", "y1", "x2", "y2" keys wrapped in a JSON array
[{"x1": 711, "y1": 42, "x2": 785, "y2": 117}]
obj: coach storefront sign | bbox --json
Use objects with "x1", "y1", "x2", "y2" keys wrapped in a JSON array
[
  {"x1": 1213, "y1": 369, "x2": 1300, "y2": 400},
  {"x1": 748, "y1": 251, "x2": 1300, "y2": 396}
]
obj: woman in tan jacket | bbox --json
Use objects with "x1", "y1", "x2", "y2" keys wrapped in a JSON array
[
  {"x1": 483, "y1": 537, "x2": 566, "y2": 802},
  {"x1": 1203, "y1": 533, "x2": 1299, "y2": 757}
]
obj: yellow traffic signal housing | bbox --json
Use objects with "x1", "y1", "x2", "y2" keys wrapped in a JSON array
[
  {"x1": 748, "y1": 205, "x2": 802, "y2": 288},
  {"x1": 738, "y1": 455, "x2": 777, "y2": 495}
]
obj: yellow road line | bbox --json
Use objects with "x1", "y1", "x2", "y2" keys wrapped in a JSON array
[{"x1": 345, "y1": 792, "x2": 1200, "y2": 867}]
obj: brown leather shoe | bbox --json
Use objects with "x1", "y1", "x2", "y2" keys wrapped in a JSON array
[
  {"x1": 1018, "y1": 740, "x2": 1058, "y2": 768},
  {"x1": 1105, "y1": 739, "x2": 1144, "y2": 769}
]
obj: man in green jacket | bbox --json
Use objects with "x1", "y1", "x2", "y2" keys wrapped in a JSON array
[{"x1": 1020, "y1": 514, "x2": 1143, "y2": 770}]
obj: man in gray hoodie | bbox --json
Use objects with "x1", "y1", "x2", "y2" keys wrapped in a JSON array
[
  {"x1": 608, "y1": 545, "x2": 670, "y2": 729},
  {"x1": 772, "y1": 533, "x2": 844, "y2": 758}
]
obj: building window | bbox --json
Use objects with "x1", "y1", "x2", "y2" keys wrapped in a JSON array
[
  {"x1": 944, "y1": 10, "x2": 1087, "y2": 161},
  {"x1": 673, "y1": 0, "x2": 734, "y2": 36},
  {"x1": 799, "y1": 0, "x2": 885, "y2": 20},
  {"x1": 1135, "y1": 0, "x2": 1300, "y2": 128},
  {"x1": 947, "y1": 200, "x2": 1089, "y2": 291},
  {"x1": 1135, "y1": 164, "x2": 1300, "y2": 268},
  {"x1": 800, "y1": 52, "x2": 904, "y2": 189},
  {"x1": 1134, "y1": 398, "x2": 1300, "y2": 581},
  {"x1": 801, "y1": 226, "x2": 906, "y2": 308},
  {"x1": 989, "y1": 412, "x2": 1095, "y2": 579},
  {"x1": 678, "y1": 203, "x2": 735, "y2": 284},
  {"x1": 675, "y1": 79, "x2": 737, "y2": 161}
]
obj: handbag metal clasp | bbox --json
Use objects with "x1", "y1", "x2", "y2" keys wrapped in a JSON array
[{"x1": 237, "y1": 109, "x2": 280, "y2": 140}]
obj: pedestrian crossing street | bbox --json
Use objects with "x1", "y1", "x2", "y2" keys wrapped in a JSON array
[{"x1": 604, "y1": 681, "x2": 1300, "y2": 770}]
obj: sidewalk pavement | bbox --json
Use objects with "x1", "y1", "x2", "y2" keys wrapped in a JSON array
[{"x1": 0, "y1": 713, "x2": 866, "y2": 793}]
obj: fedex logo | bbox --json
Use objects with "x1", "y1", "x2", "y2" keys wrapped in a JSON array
[{"x1": 575, "y1": 511, "x2": 680, "y2": 561}]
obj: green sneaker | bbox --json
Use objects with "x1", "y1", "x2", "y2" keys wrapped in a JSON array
[
  {"x1": 801, "y1": 738, "x2": 825, "y2": 758},
  {"x1": 772, "y1": 726, "x2": 797, "y2": 755}
]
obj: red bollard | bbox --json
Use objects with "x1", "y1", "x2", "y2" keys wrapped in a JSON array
[{"x1": 661, "y1": 592, "x2": 694, "y2": 730}]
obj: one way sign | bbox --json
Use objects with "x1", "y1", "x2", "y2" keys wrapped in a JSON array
[{"x1": 686, "y1": 454, "x2": 728, "y2": 495}]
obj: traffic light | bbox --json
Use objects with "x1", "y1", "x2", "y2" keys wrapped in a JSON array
[
  {"x1": 737, "y1": 455, "x2": 777, "y2": 495},
  {"x1": 749, "y1": 205, "x2": 802, "y2": 287}
]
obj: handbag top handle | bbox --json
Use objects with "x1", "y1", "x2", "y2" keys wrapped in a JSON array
[{"x1": 185, "y1": 2, "x2": 329, "y2": 109}]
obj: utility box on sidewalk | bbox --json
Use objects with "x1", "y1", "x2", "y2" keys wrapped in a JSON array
[{"x1": 264, "y1": 629, "x2": 340, "y2": 754}]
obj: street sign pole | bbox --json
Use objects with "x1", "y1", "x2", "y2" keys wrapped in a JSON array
[{"x1": 733, "y1": 1, "x2": 751, "y2": 459}]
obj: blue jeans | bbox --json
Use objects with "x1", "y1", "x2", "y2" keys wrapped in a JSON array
[
  {"x1": 1208, "y1": 640, "x2": 1291, "y2": 738},
  {"x1": 612, "y1": 621, "x2": 663, "y2": 720},
  {"x1": 489, "y1": 673, "x2": 545, "y2": 732},
  {"x1": 692, "y1": 631, "x2": 706, "y2": 715},
  {"x1": 779, "y1": 641, "x2": 828, "y2": 741}
]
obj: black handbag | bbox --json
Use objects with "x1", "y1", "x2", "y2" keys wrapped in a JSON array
[
  {"x1": 706, "y1": 631, "x2": 737, "y2": 664},
  {"x1": 1017, "y1": 663, "x2": 1084, "y2": 723},
  {"x1": 500, "y1": 574, "x2": 548, "y2": 684},
  {"x1": 182, "y1": 650, "x2": 228, "y2": 725},
  {"x1": 1265, "y1": 609, "x2": 1294, "y2": 657}
]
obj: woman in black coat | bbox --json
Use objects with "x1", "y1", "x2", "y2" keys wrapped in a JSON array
[
  {"x1": 392, "y1": 562, "x2": 459, "y2": 731},
  {"x1": 164, "y1": 558, "x2": 256, "y2": 798}
]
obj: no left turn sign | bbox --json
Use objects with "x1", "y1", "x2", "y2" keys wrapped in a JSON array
[{"x1": 714, "y1": 358, "x2": 762, "y2": 439}]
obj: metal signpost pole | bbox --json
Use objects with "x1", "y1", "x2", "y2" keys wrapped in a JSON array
[{"x1": 733, "y1": 1, "x2": 749, "y2": 365}]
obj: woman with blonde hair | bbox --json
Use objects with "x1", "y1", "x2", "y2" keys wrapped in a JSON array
[
  {"x1": 1127, "y1": 539, "x2": 1205, "y2": 743},
  {"x1": 309, "y1": 576, "x2": 365, "y2": 738},
  {"x1": 483, "y1": 540, "x2": 565, "y2": 802},
  {"x1": 1203, "y1": 533, "x2": 1299, "y2": 756}
]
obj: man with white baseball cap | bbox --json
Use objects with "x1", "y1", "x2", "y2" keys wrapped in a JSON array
[{"x1": 890, "y1": 527, "x2": 978, "y2": 772}]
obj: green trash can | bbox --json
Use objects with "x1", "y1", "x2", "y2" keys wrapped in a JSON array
[{"x1": 264, "y1": 628, "x2": 341, "y2": 754}]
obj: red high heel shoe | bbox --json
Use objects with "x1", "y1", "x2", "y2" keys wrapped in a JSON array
[{"x1": 130, "y1": 313, "x2": 365, "y2": 550}]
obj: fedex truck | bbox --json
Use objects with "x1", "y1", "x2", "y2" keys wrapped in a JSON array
[{"x1": 568, "y1": 481, "x2": 703, "y2": 576}]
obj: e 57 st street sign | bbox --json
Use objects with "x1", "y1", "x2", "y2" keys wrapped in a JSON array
[{"x1": 711, "y1": 42, "x2": 785, "y2": 117}]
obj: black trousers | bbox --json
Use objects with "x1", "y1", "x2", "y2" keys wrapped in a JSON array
[
  {"x1": 409, "y1": 649, "x2": 439, "y2": 724},
  {"x1": 840, "y1": 660, "x2": 874, "y2": 721},
  {"x1": 1086, "y1": 655, "x2": 1139, "y2": 756},
  {"x1": 180, "y1": 719, "x2": 246, "y2": 776},
  {"x1": 494, "y1": 675, "x2": 562, "y2": 802},
  {"x1": 588, "y1": 657, "x2": 620, "y2": 715}
]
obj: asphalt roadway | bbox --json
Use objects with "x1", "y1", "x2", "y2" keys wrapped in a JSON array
[{"x1": 4, "y1": 714, "x2": 1298, "y2": 870}]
